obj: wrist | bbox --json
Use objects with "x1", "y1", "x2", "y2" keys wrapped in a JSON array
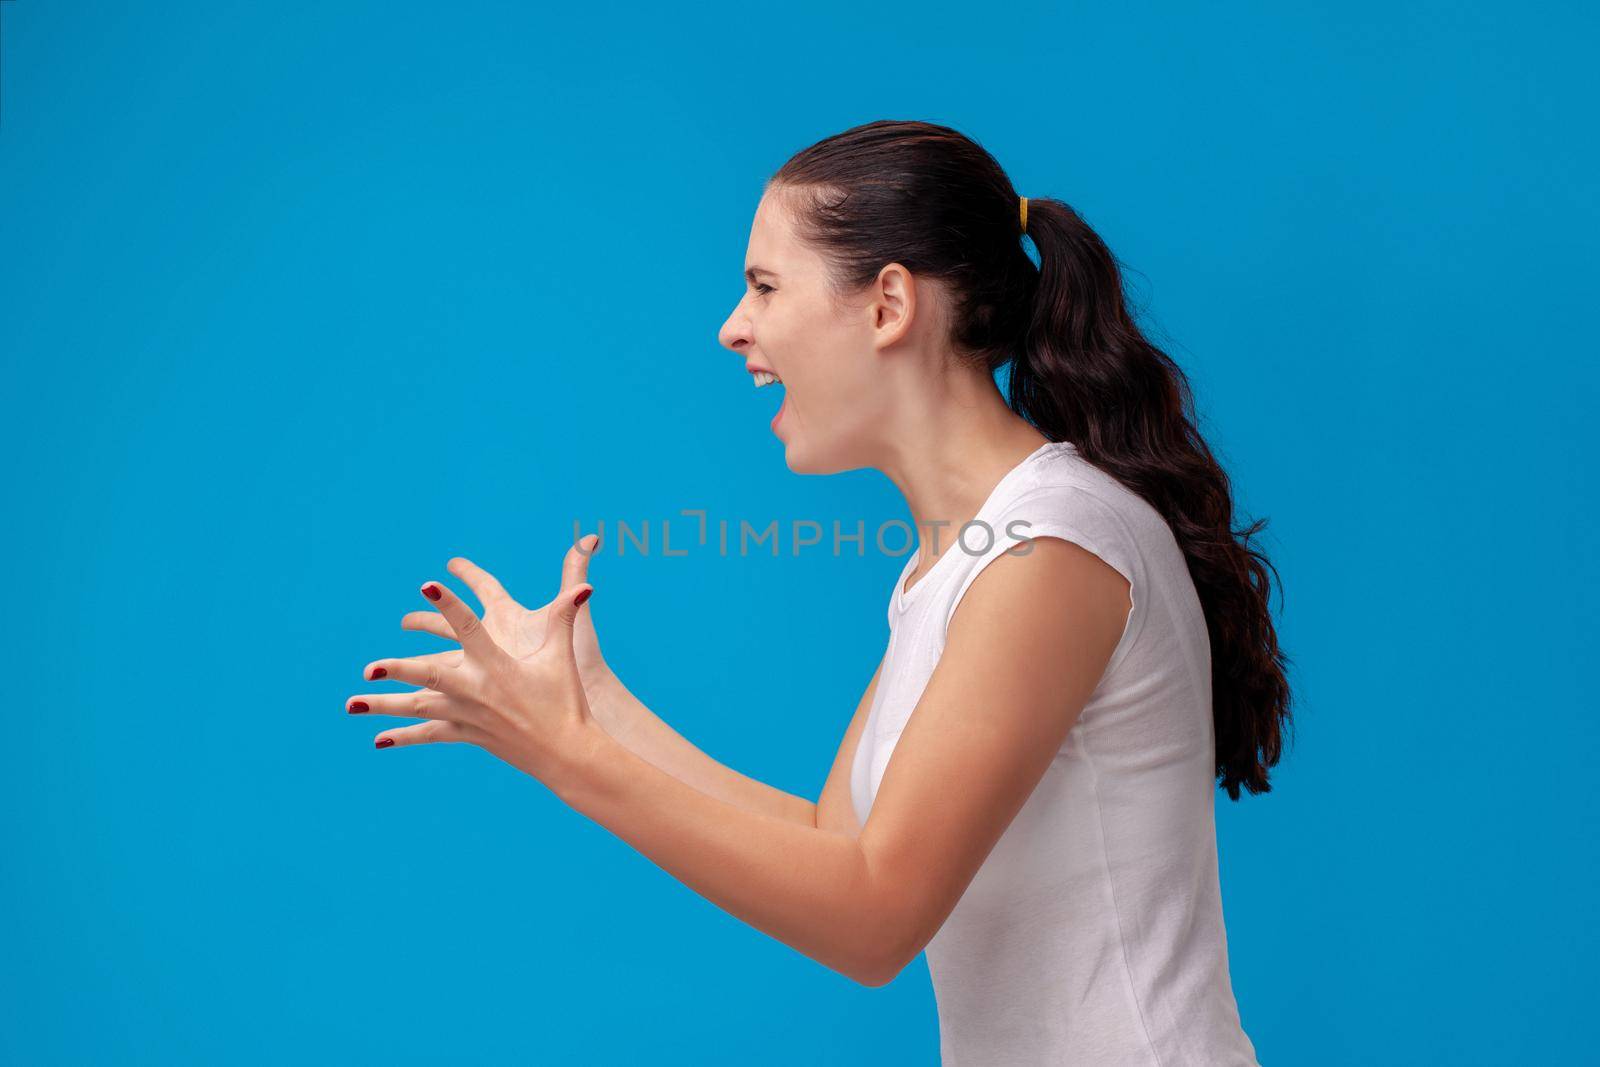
[
  {"x1": 581, "y1": 668, "x2": 642, "y2": 745},
  {"x1": 579, "y1": 659, "x2": 621, "y2": 701},
  {"x1": 550, "y1": 716, "x2": 614, "y2": 811}
]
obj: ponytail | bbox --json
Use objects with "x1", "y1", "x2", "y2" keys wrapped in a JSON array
[{"x1": 1016, "y1": 198, "x2": 1292, "y2": 798}]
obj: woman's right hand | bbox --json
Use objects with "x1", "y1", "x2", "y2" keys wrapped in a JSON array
[{"x1": 398, "y1": 535, "x2": 614, "y2": 694}]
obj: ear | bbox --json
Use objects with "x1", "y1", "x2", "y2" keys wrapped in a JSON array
[{"x1": 871, "y1": 261, "x2": 917, "y2": 345}]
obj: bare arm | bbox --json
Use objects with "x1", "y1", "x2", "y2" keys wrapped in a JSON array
[
  {"x1": 815, "y1": 655, "x2": 881, "y2": 837},
  {"x1": 550, "y1": 538, "x2": 1131, "y2": 985},
  {"x1": 584, "y1": 658, "x2": 880, "y2": 830},
  {"x1": 586, "y1": 676, "x2": 814, "y2": 823}
]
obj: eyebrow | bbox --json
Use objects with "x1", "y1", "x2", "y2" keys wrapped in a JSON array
[{"x1": 744, "y1": 266, "x2": 780, "y2": 283}]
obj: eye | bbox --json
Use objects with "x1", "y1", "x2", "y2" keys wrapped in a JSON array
[{"x1": 753, "y1": 283, "x2": 775, "y2": 296}]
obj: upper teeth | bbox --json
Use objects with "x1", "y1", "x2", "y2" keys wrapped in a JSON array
[{"x1": 753, "y1": 371, "x2": 781, "y2": 387}]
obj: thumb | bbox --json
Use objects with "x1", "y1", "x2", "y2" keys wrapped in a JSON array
[
  {"x1": 562, "y1": 532, "x2": 601, "y2": 592},
  {"x1": 548, "y1": 583, "x2": 595, "y2": 648}
]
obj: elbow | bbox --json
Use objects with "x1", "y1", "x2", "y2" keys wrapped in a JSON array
[
  {"x1": 849, "y1": 954, "x2": 909, "y2": 989},
  {"x1": 843, "y1": 920, "x2": 930, "y2": 988},
  {"x1": 839, "y1": 870, "x2": 947, "y2": 987}
]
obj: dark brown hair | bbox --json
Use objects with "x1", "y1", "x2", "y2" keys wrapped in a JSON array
[{"x1": 771, "y1": 119, "x2": 1293, "y2": 799}]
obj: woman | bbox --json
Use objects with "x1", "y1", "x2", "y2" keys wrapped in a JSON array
[{"x1": 348, "y1": 120, "x2": 1291, "y2": 1064}]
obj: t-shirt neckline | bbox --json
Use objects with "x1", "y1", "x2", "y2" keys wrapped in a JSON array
[{"x1": 893, "y1": 440, "x2": 1076, "y2": 614}]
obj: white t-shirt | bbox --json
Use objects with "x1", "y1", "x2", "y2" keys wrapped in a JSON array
[{"x1": 850, "y1": 441, "x2": 1259, "y2": 1065}]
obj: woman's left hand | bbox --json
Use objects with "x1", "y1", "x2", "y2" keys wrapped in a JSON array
[{"x1": 347, "y1": 567, "x2": 598, "y2": 784}]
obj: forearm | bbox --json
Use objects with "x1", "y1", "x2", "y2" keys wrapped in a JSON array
[
  {"x1": 553, "y1": 721, "x2": 908, "y2": 986},
  {"x1": 583, "y1": 669, "x2": 818, "y2": 828}
]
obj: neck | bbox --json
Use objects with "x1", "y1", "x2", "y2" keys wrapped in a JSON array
[{"x1": 875, "y1": 362, "x2": 1050, "y2": 569}]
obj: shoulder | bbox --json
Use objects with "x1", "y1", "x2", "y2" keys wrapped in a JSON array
[
  {"x1": 1005, "y1": 449, "x2": 1158, "y2": 554},
  {"x1": 945, "y1": 476, "x2": 1142, "y2": 632},
  {"x1": 949, "y1": 533, "x2": 1132, "y2": 647},
  {"x1": 997, "y1": 483, "x2": 1135, "y2": 564}
]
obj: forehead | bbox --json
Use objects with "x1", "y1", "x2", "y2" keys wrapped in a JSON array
[{"x1": 745, "y1": 189, "x2": 808, "y2": 274}]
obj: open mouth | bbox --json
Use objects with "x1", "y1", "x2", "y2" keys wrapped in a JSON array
[{"x1": 751, "y1": 370, "x2": 788, "y2": 429}]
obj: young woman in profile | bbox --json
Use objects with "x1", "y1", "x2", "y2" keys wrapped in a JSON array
[{"x1": 348, "y1": 120, "x2": 1291, "y2": 1065}]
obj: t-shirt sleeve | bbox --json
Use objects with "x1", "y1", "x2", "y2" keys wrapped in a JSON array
[{"x1": 943, "y1": 485, "x2": 1143, "y2": 661}]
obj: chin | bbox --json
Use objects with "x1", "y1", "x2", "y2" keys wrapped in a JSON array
[
  {"x1": 779, "y1": 435, "x2": 818, "y2": 474},
  {"x1": 784, "y1": 451, "x2": 835, "y2": 475},
  {"x1": 780, "y1": 433, "x2": 858, "y2": 476},
  {"x1": 779, "y1": 440, "x2": 812, "y2": 474}
]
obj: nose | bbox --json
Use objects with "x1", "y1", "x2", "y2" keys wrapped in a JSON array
[{"x1": 718, "y1": 300, "x2": 753, "y2": 356}]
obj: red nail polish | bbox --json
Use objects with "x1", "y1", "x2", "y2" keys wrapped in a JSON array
[
  {"x1": 423, "y1": 584, "x2": 443, "y2": 602},
  {"x1": 574, "y1": 587, "x2": 593, "y2": 608},
  {"x1": 348, "y1": 701, "x2": 369, "y2": 714},
  {"x1": 370, "y1": 667, "x2": 387, "y2": 680},
  {"x1": 376, "y1": 737, "x2": 395, "y2": 748}
]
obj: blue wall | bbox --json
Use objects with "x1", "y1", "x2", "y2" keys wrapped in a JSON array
[{"x1": 2, "y1": 2, "x2": 1594, "y2": 1062}]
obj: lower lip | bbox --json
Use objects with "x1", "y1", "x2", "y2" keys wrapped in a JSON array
[{"x1": 771, "y1": 392, "x2": 788, "y2": 431}]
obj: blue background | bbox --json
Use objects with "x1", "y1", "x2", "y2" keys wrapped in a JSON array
[{"x1": 2, "y1": 1, "x2": 1595, "y2": 1063}]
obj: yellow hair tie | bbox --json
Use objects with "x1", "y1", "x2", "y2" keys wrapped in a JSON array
[{"x1": 1019, "y1": 196, "x2": 1029, "y2": 233}]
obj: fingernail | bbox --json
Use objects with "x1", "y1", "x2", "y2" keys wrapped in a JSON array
[
  {"x1": 423, "y1": 583, "x2": 443, "y2": 602},
  {"x1": 369, "y1": 667, "x2": 387, "y2": 680},
  {"x1": 375, "y1": 737, "x2": 395, "y2": 749},
  {"x1": 584, "y1": 534, "x2": 600, "y2": 552},
  {"x1": 574, "y1": 587, "x2": 593, "y2": 608},
  {"x1": 348, "y1": 701, "x2": 369, "y2": 714}
]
